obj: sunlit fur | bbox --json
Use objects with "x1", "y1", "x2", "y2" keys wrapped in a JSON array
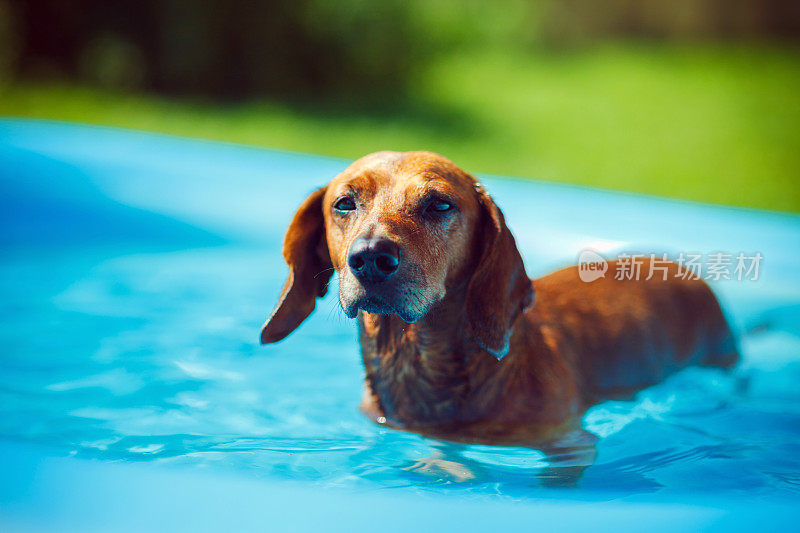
[
  {"x1": 261, "y1": 151, "x2": 740, "y2": 446},
  {"x1": 323, "y1": 151, "x2": 480, "y2": 323}
]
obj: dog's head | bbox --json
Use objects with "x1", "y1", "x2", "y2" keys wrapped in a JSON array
[{"x1": 260, "y1": 151, "x2": 533, "y2": 358}]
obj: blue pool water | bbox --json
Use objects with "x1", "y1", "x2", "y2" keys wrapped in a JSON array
[{"x1": 1, "y1": 119, "x2": 799, "y2": 530}]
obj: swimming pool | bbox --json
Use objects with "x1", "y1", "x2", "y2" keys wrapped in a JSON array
[{"x1": 1, "y1": 119, "x2": 799, "y2": 531}]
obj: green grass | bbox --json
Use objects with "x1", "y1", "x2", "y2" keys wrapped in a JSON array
[{"x1": 2, "y1": 44, "x2": 799, "y2": 212}]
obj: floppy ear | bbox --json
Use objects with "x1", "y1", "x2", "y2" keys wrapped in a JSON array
[
  {"x1": 466, "y1": 187, "x2": 534, "y2": 359},
  {"x1": 260, "y1": 187, "x2": 333, "y2": 344}
]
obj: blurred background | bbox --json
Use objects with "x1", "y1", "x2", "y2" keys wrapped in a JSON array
[{"x1": 1, "y1": 0, "x2": 798, "y2": 212}]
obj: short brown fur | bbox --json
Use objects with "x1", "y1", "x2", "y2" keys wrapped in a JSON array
[{"x1": 261, "y1": 151, "x2": 739, "y2": 446}]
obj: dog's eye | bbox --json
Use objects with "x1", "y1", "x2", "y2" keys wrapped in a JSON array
[
  {"x1": 426, "y1": 199, "x2": 453, "y2": 214},
  {"x1": 333, "y1": 197, "x2": 356, "y2": 212}
]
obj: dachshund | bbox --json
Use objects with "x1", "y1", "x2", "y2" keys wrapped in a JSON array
[{"x1": 260, "y1": 151, "x2": 739, "y2": 446}]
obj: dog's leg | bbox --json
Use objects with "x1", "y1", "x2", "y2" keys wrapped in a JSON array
[
  {"x1": 402, "y1": 441, "x2": 478, "y2": 483},
  {"x1": 535, "y1": 429, "x2": 598, "y2": 488}
]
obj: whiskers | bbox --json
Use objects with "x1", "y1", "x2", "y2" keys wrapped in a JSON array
[
  {"x1": 314, "y1": 267, "x2": 336, "y2": 279},
  {"x1": 323, "y1": 276, "x2": 349, "y2": 327}
]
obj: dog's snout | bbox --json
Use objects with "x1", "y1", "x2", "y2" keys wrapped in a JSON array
[{"x1": 348, "y1": 237, "x2": 400, "y2": 283}]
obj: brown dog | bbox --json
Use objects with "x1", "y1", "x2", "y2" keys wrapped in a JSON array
[{"x1": 260, "y1": 151, "x2": 739, "y2": 446}]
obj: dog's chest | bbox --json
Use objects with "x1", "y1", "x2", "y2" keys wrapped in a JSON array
[{"x1": 358, "y1": 319, "x2": 474, "y2": 427}]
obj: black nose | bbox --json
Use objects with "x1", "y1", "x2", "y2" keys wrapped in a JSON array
[{"x1": 348, "y1": 237, "x2": 400, "y2": 283}]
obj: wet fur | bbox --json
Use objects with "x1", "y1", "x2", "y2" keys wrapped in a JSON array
[{"x1": 261, "y1": 151, "x2": 739, "y2": 446}]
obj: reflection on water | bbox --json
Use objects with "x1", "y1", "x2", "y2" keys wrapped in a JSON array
[{"x1": 1, "y1": 244, "x2": 799, "y2": 500}]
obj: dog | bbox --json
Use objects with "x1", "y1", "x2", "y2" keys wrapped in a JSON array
[{"x1": 260, "y1": 151, "x2": 739, "y2": 446}]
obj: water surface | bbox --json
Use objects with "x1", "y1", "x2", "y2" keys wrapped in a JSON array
[{"x1": 2, "y1": 119, "x2": 799, "y2": 503}]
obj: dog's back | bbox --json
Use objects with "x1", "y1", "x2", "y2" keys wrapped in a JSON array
[{"x1": 527, "y1": 259, "x2": 739, "y2": 404}]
